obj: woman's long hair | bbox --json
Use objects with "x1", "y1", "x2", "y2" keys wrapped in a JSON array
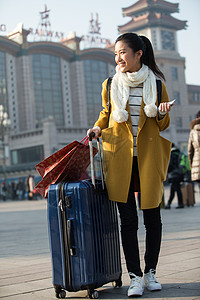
[{"x1": 115, "y1": 33, "x2": 165, "y2": 81}]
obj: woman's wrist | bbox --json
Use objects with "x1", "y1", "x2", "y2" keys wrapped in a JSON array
[
  {"x1": 87, "y1": 126, "x2": 101, "y2": 139},
  {"x1": 158, "y1": 107, "x2": 167, "y2": 120},
  {"x1": 93, "y1": 126, "x2": 101, "y2": 133}
]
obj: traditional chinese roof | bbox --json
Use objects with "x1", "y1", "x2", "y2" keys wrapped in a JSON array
[
  {"x1": 119, "y1": 0, "x2": 187, "y2": 33},
  {"x1": 119, "y1": 11, "x2": 187, "y2": 32},
  {"x1": 122, "y1": 0, "x2": 179, "y2": 17}
]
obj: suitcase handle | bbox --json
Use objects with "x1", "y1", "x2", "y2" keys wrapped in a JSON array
[{"x1": 89, "y1": 132, "x2": 104, "y2": 189}]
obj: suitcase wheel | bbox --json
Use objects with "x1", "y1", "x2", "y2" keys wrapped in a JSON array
[
  {"x1": 58, "y1": 290, "x2": 66, "y2": 299},
  {"x1": 54, "y1": 285, "x2": 66, "y2": 299},
  {"x1": 88, "y1": 289, "x2": 99, "y2": 299},
  {"x1": 112, "y1": 278, "x2": 122, "y2": 288}
]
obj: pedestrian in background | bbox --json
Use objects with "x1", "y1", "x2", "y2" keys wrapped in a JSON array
[
  {"x1": 88, "y1": 33, "x2": 172, "y2": 297},
  {"x1": 11, "y1": 180, "x2": 17, "y2": 200},
  {"x1": 188, "y1": 111, "x2": 200, "y2": 192},
  {"x1": 1, "y1": 180, "x2": 7, "y2": 201},
  {"x1": 16, "y1": 178, "x2": 25, "y2": 200},
  {"x1": 25, "y1": 175, "x2": 35, "y2": 200},
  {"x1": 165, "y1": 144, "x2": 184, "y2": 209}
]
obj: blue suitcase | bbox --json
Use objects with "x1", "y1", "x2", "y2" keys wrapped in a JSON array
[{"x1": 47, "y1": 136, "x2": 122, "y2": 299}]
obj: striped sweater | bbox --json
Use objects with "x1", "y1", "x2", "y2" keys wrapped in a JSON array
[{"x1": 129, "y1": 85, "x2": 143, "y2": 156}]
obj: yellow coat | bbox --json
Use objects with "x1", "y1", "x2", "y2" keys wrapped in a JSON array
[{"x1": 94, "y1": 78, "x2": 171, "y2": 209}]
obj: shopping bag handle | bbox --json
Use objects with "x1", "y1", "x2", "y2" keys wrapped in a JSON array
[{"x1": 80, "y1": 136, "x2": 89, "y2": 145}]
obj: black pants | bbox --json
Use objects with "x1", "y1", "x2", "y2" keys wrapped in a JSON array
[
  {"x1": 167, "y1": 181, "x2": 183, "y2": 206},
  {"x1": 117, "y1": 157, "x2": 162, "y2": 277}
]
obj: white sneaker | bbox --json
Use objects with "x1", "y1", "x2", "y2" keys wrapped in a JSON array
[
  {"x1": 127, "y1": 274, "x2": 144, "y2": 297},
  {"x1": 144, "y1": 269, "x2": 162, "y2": 291}
]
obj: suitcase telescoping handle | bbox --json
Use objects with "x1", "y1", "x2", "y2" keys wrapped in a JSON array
[{"x1": 89, "y1": 132, "x2": 104, "y2": 189}]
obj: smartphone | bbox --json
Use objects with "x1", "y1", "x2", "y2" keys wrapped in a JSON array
[{"x1": 168, "y1": 99, "x2": 176, "y2": 106}]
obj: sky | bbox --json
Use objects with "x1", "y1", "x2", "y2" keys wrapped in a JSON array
[{"x1": 0, "y1": 0, "x2": 200, "y2": 85}]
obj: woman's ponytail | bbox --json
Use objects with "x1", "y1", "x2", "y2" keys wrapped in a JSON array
[{"x1": 140, "y1": 35, "x2": 165, "y2": 81}]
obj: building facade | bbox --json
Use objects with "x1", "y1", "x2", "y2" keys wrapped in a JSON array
[{"x1": 0, "y1": 25, "x2": 115, "y2": 179}]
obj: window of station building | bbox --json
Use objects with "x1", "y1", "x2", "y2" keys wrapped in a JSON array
[
  {"x1": 32, "y1": 54, "x2": 64, "y2": 128},
  {"x1": 152, "y1": 30, "x2": 157, "y2": 50},
  {"x1": 191, "y1": 91, "x2": 200, "y2": 103},
  {"x1": 83, "y1": 59, "x2": 109, "y2": 126},
  {"x1": 11, "y1": 145, "x2": 44, "y2": 165},
  {"x1": 189, "y1": 115, "x2": 196, "y2": 122},
  {"x1": 0, "y1": 52, "x2": 6, "y2": 82},
  {"x1": 0, "y1": 51, "x2": 8, "y2": 113},
  {"x1": 175, "y1": 117, "x2": 182, "y2": 128},
  {"x1": 173, "y1": 91, "x2": 180, "y2": 104},
  {"x1": 171, "y1": 67, "x2": 178, "y2": 80}
]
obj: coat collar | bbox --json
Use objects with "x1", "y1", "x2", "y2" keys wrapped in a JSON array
[{"x1": 190, "y1": 117, "x2": 200, "y2": 130}]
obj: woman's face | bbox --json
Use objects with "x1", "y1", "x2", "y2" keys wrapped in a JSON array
[{"x1": 115, "y1": 41, "x2": 142, "y2": 73}]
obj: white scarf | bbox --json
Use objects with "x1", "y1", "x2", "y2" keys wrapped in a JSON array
[{"x1": 111, "y1": 64, "x2": 157, "y2": 123}]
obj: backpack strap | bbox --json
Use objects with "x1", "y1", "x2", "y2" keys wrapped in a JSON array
[
  {"x1": 156, "y1": 79, "x2": 162, "y2": 106},
  {"x1": 106, "y1": 77, "x2": 112, "y2": 124}
]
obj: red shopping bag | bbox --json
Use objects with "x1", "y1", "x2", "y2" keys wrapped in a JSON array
[
  {"x1": 35, "y1": 140, "x2": 78, "y2": 178},
  {"x1": 35, "y1": 137, "x2": 98, "y2": 198}
]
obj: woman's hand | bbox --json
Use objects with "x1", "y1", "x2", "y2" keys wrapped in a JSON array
[
  {"x1": 158, "y1": 102, "x2": 172, "y2": 114},
  {"x1": 87, "y1": 127, "x2": 101, "y2": 139}
]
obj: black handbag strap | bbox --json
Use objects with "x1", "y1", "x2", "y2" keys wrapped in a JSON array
[
  {"x1": 156, "y1": 79, "x2": 162, "y2": 106},
  {"x1": 106, "y1": 77, "x2": 112, "y2": 124}
]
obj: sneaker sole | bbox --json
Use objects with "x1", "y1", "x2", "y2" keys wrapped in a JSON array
[
  {"x1": 128, "y1": 289, "x2": 144, "y2": 297},
  {"x1": 128, "y1": 292, "x2": 143, "y2": 297},
  {"x1": 146, "y1": 287, "x2": 162, "y2": 291}
]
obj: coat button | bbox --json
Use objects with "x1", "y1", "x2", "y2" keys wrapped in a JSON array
[{"x1": 149, "y1": 137, "x2": 153, "y2": 141}]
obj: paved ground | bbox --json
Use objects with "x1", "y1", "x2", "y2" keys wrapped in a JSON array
[{"x1": 0, "y1": 184, "x2": 200, "y2": 300}]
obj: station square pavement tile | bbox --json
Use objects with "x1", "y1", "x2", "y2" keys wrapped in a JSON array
[{"x1": 0, "y1": 186, "x2": 200, "y2": 300}]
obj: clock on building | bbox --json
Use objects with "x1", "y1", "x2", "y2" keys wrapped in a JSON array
[{"x1": 161, "y1": 30, "x2": 175, "y2": 51}]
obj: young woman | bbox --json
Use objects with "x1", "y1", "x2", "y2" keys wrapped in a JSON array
[{"x1": 87, "y1": 33, "x2": 172, "y2": 297}]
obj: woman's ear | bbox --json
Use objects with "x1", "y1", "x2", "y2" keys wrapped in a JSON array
[{"x1": 137, "y1": 50, "x2": 143, "y2": 58}]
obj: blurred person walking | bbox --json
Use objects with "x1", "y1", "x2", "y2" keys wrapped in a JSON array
[
  {"x1": 165, "y1": 144, "x2": 184, "y2": 209},
  {"x1": 16, "y1": 178, "x2": 25, "y2": 200},
  {"x1": 1, "y1": 180, "x2": 7, "y2": 201},
  {"x1": 25, "y1": 175, "x2": 35, "y2": 200},
  {"x1": 11, "y1": 180, "x2": 17, "y2": 200},
  {"x1": 188, "y1": 111, "x2": 200, "y2": 192}
]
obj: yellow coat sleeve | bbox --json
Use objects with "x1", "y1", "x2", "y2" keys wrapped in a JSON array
[{"x1": 155, "y1": 82, "x2": 170, "y2": 132}]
